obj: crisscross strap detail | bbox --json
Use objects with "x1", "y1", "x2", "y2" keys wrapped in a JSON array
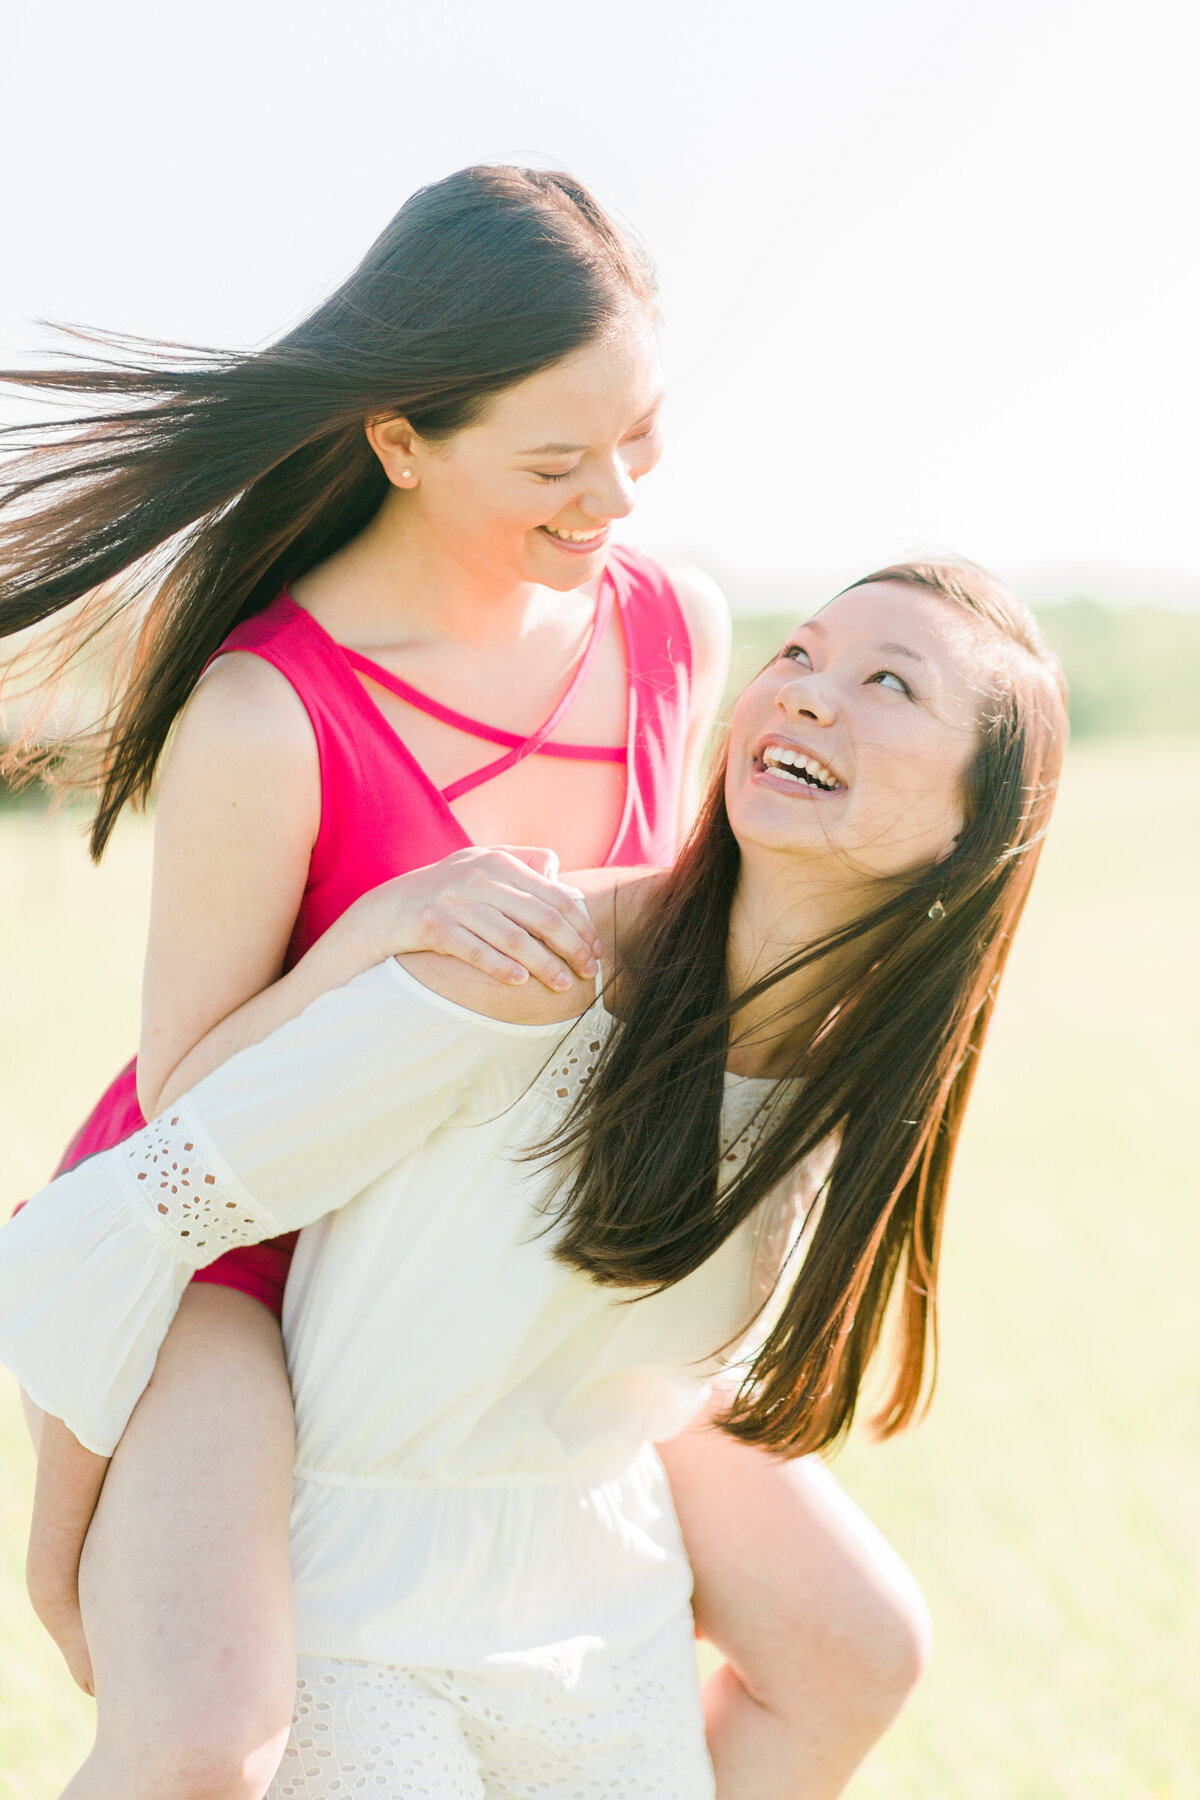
[{"x1": 339, "y1": 575, "x2": 626, "y2": 802}]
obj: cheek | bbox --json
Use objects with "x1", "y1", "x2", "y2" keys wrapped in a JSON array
[
  {"x1": 430, "y1": 457, "x2": 543, "y2": 535},
  {"x1": 632, "y1": 433, "x2": 664, "y2": 478},
  {"x1": 725, "y1": 681, "x2": 771, "y2": 770},
  {"x1": 853, "y1": 728, "x2": 969, "y2": 852},
  {"x1": 732, "y1": 669, "x2": 781, "y2": 736}
]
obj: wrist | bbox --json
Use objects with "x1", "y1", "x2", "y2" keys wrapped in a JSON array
[
  {"x1": 337, "y1": 883, "x2": 424, "y2": 968},
  {"x1": 311, "y1": 895, "x2": 391, "y2": 983}
]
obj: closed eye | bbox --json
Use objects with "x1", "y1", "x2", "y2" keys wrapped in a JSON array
[
  {"x1": 868, "y1": 669, "x2": 913, "y2": 697},
  {"x1": 533, "y1": 467, "x2": 578, "y2": 483}
]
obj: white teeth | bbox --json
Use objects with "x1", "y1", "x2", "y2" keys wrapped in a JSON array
[
  {"x1": 544, "y1": 526, "x2": 603, "y2": 542},
  {"x1": 761, "y1": 744, "x2": 842, "y2": 790}
]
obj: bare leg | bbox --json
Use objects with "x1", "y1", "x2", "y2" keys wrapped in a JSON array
[
  {"x1": 660, "y1": 1411, "x2": 931, "y2": 1800},
  {"x1": 63, "y1": 1285, "x2": 298, "y2": 1800},
  {"x1": 21, "y1": 1386, "x2": 46, "y2": 1452}
]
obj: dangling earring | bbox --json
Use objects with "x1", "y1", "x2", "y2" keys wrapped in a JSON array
[{"x1": 928, "y1": 899, "x2": 946, "y2": 923}]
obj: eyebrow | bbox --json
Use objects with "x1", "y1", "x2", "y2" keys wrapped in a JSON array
[
  {"x1": 874, "y1": 641, "x2": 928, "y2": 664},
  {"x1": 796, "y1": 620, "x2": 928, "y2": 665},
  {"x1": 517, "y1": 400, "x2": 664, "y2": 457}
]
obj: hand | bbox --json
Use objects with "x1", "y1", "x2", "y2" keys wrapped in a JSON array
[
  {"x1": 28, "y1": 1581, "x2": 95, "y2": 1696},
  {"x1": 351, "y1": 847, "x2": 602, "y2": 992}
]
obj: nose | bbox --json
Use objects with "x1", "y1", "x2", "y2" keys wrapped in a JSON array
[
  {"x1": 579, "y1": 456, "x2": 637, "y2": 522},
  {"x1": 777, "y1": 667, "x2": 838, "y2": 729}
]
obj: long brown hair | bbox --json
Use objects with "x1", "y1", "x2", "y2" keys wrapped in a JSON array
[
  {"x1": 545, "y1": 562, "x2": 1068, "y2": 1457},
  {"x1": 0, "y1": 165, "x2": 653, "y2": 852}
]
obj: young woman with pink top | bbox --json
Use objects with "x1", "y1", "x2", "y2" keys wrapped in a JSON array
[{"x1": 1, "y1": 166, "x2": 929, "y2": 1797}]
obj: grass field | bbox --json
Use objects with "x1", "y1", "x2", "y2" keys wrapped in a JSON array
[{"x1": 2, "y1": 737, "x2": 1198, "y2": 1797}]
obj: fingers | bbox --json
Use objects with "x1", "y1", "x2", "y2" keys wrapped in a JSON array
[
  {"x1": 392, "y1": 847, "x2": 604, "y2": 988},
  {"x1": 475, "y1": 894, "x2": 599, "y2": 990},
  {"x1": 426, "y1": 896, "x2": 596, "y2": 991},
  {"x1": 415, "y1": 919, "x2": 533, "y2": 987},
  {"x1": 37, "y1": 1597, "x2": 95, "y2": 1695},
  {"x1": 475, "y1": 853, "x2": 602, "y2": 977}
]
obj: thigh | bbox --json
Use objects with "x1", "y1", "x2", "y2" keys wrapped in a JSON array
[
  {"x1": 78, "y1": 1284, "x2": 299, "y2": 1768},
  {"x1": 270, "y1": 1657, "x2": 485, "y2": 1800},
  {"x1": 658, "y1": 1406, "x2": 930, "y2": 1709}
]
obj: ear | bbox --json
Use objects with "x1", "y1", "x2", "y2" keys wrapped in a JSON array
[
  {"x1": 934, "y1": 835, "x2": 959, "y2": 865},
  {"x1": 366, "y1": 416, "x2": 421, "y2": 488}
]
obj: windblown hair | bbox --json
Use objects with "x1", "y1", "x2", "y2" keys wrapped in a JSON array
[
  {"x1": 545, "y1": 562, "x2": 1068, "y2": 1457},
  {"x1": 0, "y1": 165, "x2": 654, "y2": 853}
]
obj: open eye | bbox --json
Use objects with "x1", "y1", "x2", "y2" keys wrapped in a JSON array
[
  {"x1": 869, "y1": 670, "x2": 912, "y2": 697},
  {"x1": 781, "y1": 643, "x2": 812, "y2": 666}
]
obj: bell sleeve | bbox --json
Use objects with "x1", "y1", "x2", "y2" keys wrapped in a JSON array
[{"x1": 0, "y1": 959, "x2": 548, "y2": 1454}]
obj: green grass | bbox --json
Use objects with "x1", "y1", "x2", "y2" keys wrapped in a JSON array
[{"x1": 2, "y1": 741, "x2": 1198, "y2": 1796}]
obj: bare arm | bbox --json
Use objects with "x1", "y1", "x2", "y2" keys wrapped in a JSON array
[
  {"x1": 25, "y1": 649, "x2": 596, "y2": 1670},
  {"x1": 24, "y1": 1410, "x2": 107, "y2": 1693},
  {"x1": 141, "y1": 653, "x2": 601, "y2": 1116}
]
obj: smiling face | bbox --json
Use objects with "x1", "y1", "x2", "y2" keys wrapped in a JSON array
[
  {"x1": 727, "y1": 581, "x2": 989, "y2": 883},
  {"x1": 370, "y1": 319, "x2": 664, "y2": 592}
]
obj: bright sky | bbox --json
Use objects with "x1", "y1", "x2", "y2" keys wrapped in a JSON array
[{"x1": 2, "y1": 0, "x2": 1197, "y2": 611}]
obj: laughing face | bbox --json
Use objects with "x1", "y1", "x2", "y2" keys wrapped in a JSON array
[
  {"x1": 726, "y1": 581, "x2": 988, "y2": 883},
  {"x1": 371, "y1": 319, "x2": 664, "y2": 594}
]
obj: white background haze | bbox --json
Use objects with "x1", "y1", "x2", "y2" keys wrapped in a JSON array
[{"x1": 2, "y1": 0, "x2": 1197, "y2": 610}]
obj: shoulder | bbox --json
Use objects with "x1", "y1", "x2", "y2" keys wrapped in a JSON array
[
  {"x1": 158, "y1": 650, "x2": 319, "y2": 824},
  {"x1": 173, "y1": 650, "x2": 317, "y2": 766},
  {"x1": 395, "y1": 870, "x2": 669, "y2": 1028},
  {"x1": 393, "y1": 951, "x2": 596, "y2": 1029},
  {"x1": 656, "y1": 558, "x2": 731, "y2": 690}
]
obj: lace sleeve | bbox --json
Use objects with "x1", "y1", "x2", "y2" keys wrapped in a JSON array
[
  {"x1": 118, "y1": 1106, "x2": 286, "y2": 1268},
  {"x1": 0, "y1": 958, "x2": 568, "y2": 1454}
]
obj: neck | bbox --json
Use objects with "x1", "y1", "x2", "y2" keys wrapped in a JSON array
[
  {"x1": 302, "y1": 489, "x2": 564, "y2": 650},
  {"x1": 724, "y1": 847, "x2": 879, "y2": 1077}
]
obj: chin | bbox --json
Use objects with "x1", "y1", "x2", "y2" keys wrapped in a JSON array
[
  {"x1": 728, "y1": 799, "x2": 812, "y2": 849},
  {"x1": 540, "y1": 565, "x2": 595, "y2": 593}
]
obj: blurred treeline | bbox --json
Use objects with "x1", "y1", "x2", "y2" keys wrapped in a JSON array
[{"x1": 724, "y1": 599, "x2": 1200, "y2": 736}]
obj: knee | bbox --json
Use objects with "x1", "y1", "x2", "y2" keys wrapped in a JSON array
[
  {"x1": 756, "y1": 1551, "x2": 932, "y2": 1737},
  {"x1": 848, "y1": 1563, "x2": 932, "y2": 1720}
]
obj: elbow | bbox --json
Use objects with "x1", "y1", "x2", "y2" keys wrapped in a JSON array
[{"x1": 135, "y1": 1059, "x2": 172, "y2": 1122}]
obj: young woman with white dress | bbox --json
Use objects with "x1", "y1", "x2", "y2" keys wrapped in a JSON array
[{"x1": 0, "y1": 560, "x2": 1067, "y2": 1795}]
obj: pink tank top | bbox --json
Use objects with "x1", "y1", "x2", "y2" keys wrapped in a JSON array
[{"x1": 50, "y1": 546, "x2": 694, "y2": 1310}]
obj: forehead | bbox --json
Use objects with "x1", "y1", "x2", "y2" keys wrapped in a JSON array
[
  {"x1": 811, "y1": 581, "x2": 987, "y2": 662},
  {"x1": 807, "y1": 581, "x2": 965, "y2": 643},
  {"x1": 473, "y1": 321, "x2": 662, "y2": 441},
  {"x1": 801, "y1": 581, "x2": 992, "y2": 714}
]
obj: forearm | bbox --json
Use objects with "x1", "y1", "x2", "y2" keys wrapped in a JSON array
[
  {"x1": 150, "y1": 902, "x2": 380, "y2": 1115},
  {"x1": 26, "y1": 1413, "x2": 109, "y2": 1620}
]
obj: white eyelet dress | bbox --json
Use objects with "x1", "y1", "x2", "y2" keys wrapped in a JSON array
[{"x1": 0, "y1": 961, "x2": 806, "y2": 1800}]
